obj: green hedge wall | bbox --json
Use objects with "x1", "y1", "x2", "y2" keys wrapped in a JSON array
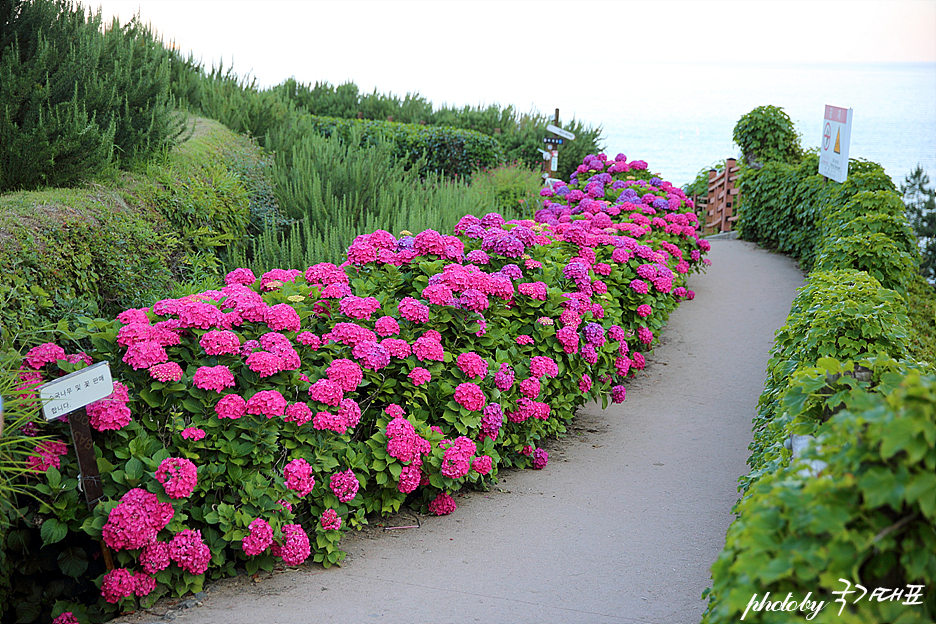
[
  {"x1": 704, "y1": 153, "x2": 936, "y2": 623},
  {"x1": 296, "y1": 115, "x2": 505, "y2": 180}
]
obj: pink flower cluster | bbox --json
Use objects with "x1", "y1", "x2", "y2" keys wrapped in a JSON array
[
  {"x1": 284, "y1": 458, "x2": 315, "y2": 496},
  {"x1": 87, "y1": 381, "x2": 132, "y2": 432},
  {"x1": 102, "y1": 488, "x2": 173, "y2": 551},
  {"x1": 329, "y1": 469, "x2": 360, "y2": 503},
  {"x1": 440, "y1": 436, "x2": 476, "y2": 479},
  {"x1": 456, "y1": 352, "x2": 488, "y2": 379},
  {"x1": 320, "y1": 509, "x2": 342, "y2": 531},
  {"x1": 156, "y1": 457, "x2": 198, "y2": 498},
  {"x1": 27, "y1": 440, "x2": 68, "y2": 472},
  {"x1": 169, "y1": 528, "x2": 211, "y2": 575},
  {"x1": 101, "y1": 567, "x2": 156, "y2": 603},
  {"x1": 428, "y1": 492, "x2": 457, "y2": 516},
  {"x1": 453, "y1": 382, "x2": 486, "y2": 411},
  {"x1": 242, "y1": 518, "x2": 274, "y2": 555},
  {"x1": 273, "y1": 524, "x2": 311, "y2": 566},
  {"x1": 193, "y1": 365, "x2": 235, "y2": 392},
  {"x1": 529, "y1": 356, "x2": 559, "y2": 379}
]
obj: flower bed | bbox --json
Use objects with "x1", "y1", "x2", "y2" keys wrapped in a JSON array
[{"x1": 5, "y1": 153, "x2": 710, "y2": 623}]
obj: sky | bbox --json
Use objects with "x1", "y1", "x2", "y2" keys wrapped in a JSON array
[{"x1": 79, "y1": 0, "x2": 936, "y2": 110}]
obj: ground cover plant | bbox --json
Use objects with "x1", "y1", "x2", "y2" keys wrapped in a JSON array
[{"x1": 1, "y1": 153, "x2": 710, "y2": 623}]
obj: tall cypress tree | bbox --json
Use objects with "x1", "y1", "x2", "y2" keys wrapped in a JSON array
[{"x1": 0, "y1": 0, "x2": 182, "y2": 192}]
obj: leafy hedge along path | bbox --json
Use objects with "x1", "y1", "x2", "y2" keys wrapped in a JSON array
[{"x1": 9, "y1": 153, "x2": 711, "y2": 624}]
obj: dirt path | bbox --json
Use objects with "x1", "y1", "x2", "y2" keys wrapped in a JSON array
[{"x1": 115, "y1": 239, "x2": 805, "y2": 624}]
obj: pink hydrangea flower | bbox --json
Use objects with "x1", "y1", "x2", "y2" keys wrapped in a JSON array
[
  {"x1": 518, "y1": 281, "x2": 547, "y2": 300},
  {"x1": 24, "y1": 342, "x2": 67, "y2": 369},
  {"x1": 246, "y1": 351, "x2": 282, "y2": 377},
  {"x1": 246, "y1": 390, "x2": 287, "y2": 417},
  {"x1": 398, "y1": 464, "x2": 421, "y2": 493},
  {"x1": 579, "y1": 374, "x2": 593, "y2": 394},
  {"x1": 629, "y1": 279, "x2": 649, "y2": 294},
  {"x1": 398, "y1": 297, "x2": 430, "y2": 323},
  {"x1": 215, "y1": 393, "x2": 247, "y2": 419},
  {"x1": 516, "y1": 334, "x2": 533, "y2": 345},
  {"x1": 102, "y1": 489, "x2": 173, "y2": 551},
  {"x1": 472, "y1": 455, "x2": 493, "y2": 476},
  {"x1": 123, "y1": 340, "x2": 168, "y2": 370},
  {"x1": 494, "y1": 364, "x2": 514, "y2": 391},
  {"x1": 284, "y1": 458, "x2": 315, "y2": 497},
  {"x1": 86, "y1": 382, "x2": 132, "y2": 432},
  {"x1": 428, "y1": 492, "x2": 457, "y2": 516},
  {"x1": 339, "y1": 398, "x2": 362, "y2": 429},
  {"x1": 53, "y1": 612, "x2": 79, "y2": 624},
  {"x1": 408, "y1": 367, "x2": 431, "y2": 385},
  {"x1": 636, "y1": 304, "x2": 652, "y2": 318},
  {"x1": 412, "y1": 336, "x2": 444, "y2": 362},
  {"x1": 265, "y1": 303, "x2": 301, "y2": 332},
  {"x1": 612, "y1": 385, "x2": 627, "y2": 403},
  {"x1": 181, "y1": 427, "x2": 205, "y2": 441},
  {"x1": 352, "y1": 340, "x2": 390, "y2": 370},
  {"x1": 296, "y1": 332, "x2": 322, "y2": 349},
  {"x1": 456, "y1": 352, "x2": 488, "y2": 379},
  {"x1": 149, "y1": 361, "x2": 183, "y2": 382},
  {"x1": 533, "y1": 448, "x2": 549, "y2": 470},
  {"x1": 133, "y1": 572, "x2": 156, "y2": 598},
  {"x1": 638, "y1": 327, "x2": 653, "y2": 345},
  {"x1": 325, "y1": 359, "x2": 362, "y2": 392},
  {"x1": 375, "y1": 316, "x2": 400, "y2": 336},
  {"x1": 284, "y1": 402, "x2": 313, "y2": 426},
  {"x1": 339, "y1": 296, "x2": 381, "y2": 320},
  {"x1": 274, "y1": 524, "x2": 310, "y2": 566},
  {"x1": 225, "y1": 267, "x2": 256, "y2": 286},
  {"x1": 308, "y1": 378, "x2": 345, "y2": 406},
  {"x1": 329, "y1": 469, "x2": 360, "y2": 503},
  {"x1": 26, "y1": 440, "x2": 68, "y2": 472},
  {"x1": 241, "y1": 518, "x2": 274, "y2": 555},
  {"x1": 169, "y1": 529, "x2": 211, "y2": 575},
  {"x1": 140, "y1": 541, "x2": 171, "y2": 574},
  {"x1": 101, "y1": 568, "x2": 136, "y2": 603},
  {"x1": 156, "y1": 457, "x2": 198, "y2": 498},
  {"x1": 312, "y1": 410, "x2": 348, "y2": 433},
  {"x1": 193, "y1": 365, "x2": 236, "y2": 393},
  {"x1": 320, "y1": 509, "x2": 342, "y2": 531},
  {"x1": 519, "y1": 377, "x2": 541, "y2": 399},
  {"x1": 454, "y1": 383, "x2": 486, "y2": 412},
  {"x1": 199, "y1": 330, "x2": 241, "y2": 355},
  {"x1": 529, "y1": 356, "x2": 558, "y2": 379}
]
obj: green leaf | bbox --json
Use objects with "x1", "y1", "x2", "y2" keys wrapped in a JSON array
[
  {"x1": 40, "y1": 518, "x2": 68, "y2": 546},
  {"x1": 57, "y1": 546, "x2": 89, "y2": 579},
  {"x1": 125, "y1": 457, "x2": 144, "y2": 481}
]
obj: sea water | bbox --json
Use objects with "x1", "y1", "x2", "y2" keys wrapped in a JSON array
[{"x1": 550, "y1": 61, "x2": 936, "y2": 189}]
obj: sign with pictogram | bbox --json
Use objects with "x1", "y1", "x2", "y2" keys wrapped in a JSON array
[{"x1": 818, "y1": 105, "x2": 853, "y2": 183}]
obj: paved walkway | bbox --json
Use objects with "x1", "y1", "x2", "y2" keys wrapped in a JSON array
[{"x1": 129, "y1": 239, "x2": 806, "y2": 624}]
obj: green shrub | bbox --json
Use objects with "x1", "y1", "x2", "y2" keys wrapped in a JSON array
[
  {"x1": 746, "y1": 270, "x2": 911, "y2": 490},
  {"x1": 813, "y1": 234, "x2": 917, "y2": 295},
  {"x1": 469, "y1": 162, "x2": 543, "y2": 215},
  {"x1": 704, "y1": 357, "x2": 936, "y2": 624},
  {"x1": 0, "y1": 0, "x2": 184, "y2": 192},
  {"x1": 298, "y1": 115, "x2": 504, "y2": 179},
  {"x1": 732, "y1": 105, "x2": 802, "y2": 168}
]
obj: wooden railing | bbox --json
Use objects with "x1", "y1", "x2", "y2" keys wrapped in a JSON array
[{"x1": 704, "y1": 158, "x2": 740, "y2": 234}]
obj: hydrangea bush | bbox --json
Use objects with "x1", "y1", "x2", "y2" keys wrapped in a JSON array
[{"x1": 5, "y1": 154, "x2": 710, "y2": 622}]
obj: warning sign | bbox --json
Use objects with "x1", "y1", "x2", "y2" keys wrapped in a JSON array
[{"x1": 818, "y1": 105, "x2": 853, "y2": 183}]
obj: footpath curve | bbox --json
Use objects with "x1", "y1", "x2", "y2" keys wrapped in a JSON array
[{"x1": 122, "y1": 239, "x2": 806, "y2": 624}]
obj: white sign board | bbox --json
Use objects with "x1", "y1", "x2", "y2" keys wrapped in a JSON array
[
  {"x1": 39, "y1": 361, "x2": 113, "y2": 421},
  {"x1": 818, "y1": 105, "x2": 853, "y2": 183},
  {"x1": 546, "y1": 124, "x2": 575, "y2": 141}
]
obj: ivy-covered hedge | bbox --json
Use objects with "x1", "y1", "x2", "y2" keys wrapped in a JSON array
[
  {"x1": 704, "y1": 115, "x2": 935, "y2": 622},
  {"x1": 734, "y1": 154, "x2": 896, "y2": 271},
  {"x1": 1, "y1": 153, "x2": 710, "y2": 623},
  {"x1": 297, "y1": 115, "x2": 505, "y2": 179}
]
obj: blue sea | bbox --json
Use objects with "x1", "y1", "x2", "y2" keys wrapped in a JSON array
[{"x1": 549, "y1": 62, "x2": 936, "y2": 189}]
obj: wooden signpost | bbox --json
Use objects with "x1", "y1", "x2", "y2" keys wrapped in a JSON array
[
  {"x1": 39, "y1": 361, "x2": 116, "y2": 569},
  {"x1": 542, "y1": 108, "x2": 575, "y2": 184}
]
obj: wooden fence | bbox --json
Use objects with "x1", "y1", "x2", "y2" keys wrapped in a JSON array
[{"x1": 702, "y1": 158, "x2": 739, "y2": 234}]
